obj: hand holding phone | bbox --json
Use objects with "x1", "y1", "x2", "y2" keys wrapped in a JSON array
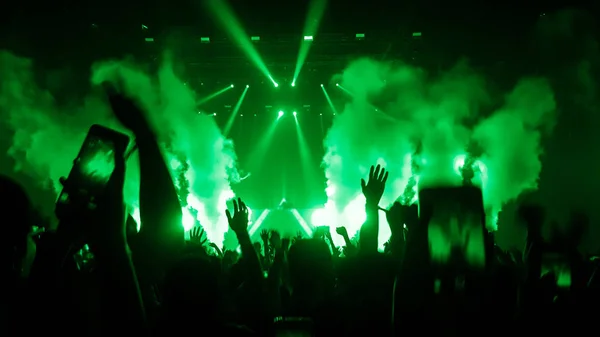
[{"x1": 56, "y1": 124, "x2": 130, "y2": 214}]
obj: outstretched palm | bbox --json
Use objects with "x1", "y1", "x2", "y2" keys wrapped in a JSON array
[
  {"x1": 361, "y1": 164, "x2": 389, "y2": 206},
  {"x1": 260, "y1": 229, "x2": 269, "y2": 243},
  {"x1": 226, "y1": 198, "x2": 249, "y2": 234},
  {"x1": 189, "y1": 226, "x2": 207, "y2": 245}
]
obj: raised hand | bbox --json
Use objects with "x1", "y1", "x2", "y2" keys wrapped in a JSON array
[
  {"x1": 189, "y1": 226, "x2": 207, "y2": 245},
  {"x1": 335, "y1": 226, "x2": 348, "y2": 237},
  {"x1": 226, "y1": 198, "x2": 249, "y2": 234},
  {"x1": 260, "y1": 229, "x2": 270, "y2": 243},
  {"x1": 103, "y1": 82, "x2": 150, "y2": 135},
  {"x1": 361, "y1": 164, "x2": 389, "y2": 206}
]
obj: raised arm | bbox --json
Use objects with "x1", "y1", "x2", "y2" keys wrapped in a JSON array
[
  {"x1": 105, "y1": 87, "x2": 184, "y2": 278},
  {"x1": 359, "y1": 164, "x2": 389, "y2": 254}
]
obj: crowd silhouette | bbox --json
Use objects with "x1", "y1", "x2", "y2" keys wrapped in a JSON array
[{"x1": 1, "y1": 86, "x2": 599, "y2": 337}]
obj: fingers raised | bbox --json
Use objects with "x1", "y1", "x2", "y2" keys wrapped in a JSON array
[
  {"x1": 381, "y1": 170, "x2": 389, "y2": 184},
  {"x1": 374, "y1": 164, "x2": 381, "y2": 179},
  {"x1": 238, "y1": 198, "x2": 247, "y2": 214},
  {"x1": 233, "y1": 199, "x2": 239, "y2": 214}
]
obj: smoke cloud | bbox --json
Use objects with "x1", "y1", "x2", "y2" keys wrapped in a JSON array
[
  {"x1": 474, "y1": 78, "x2": 556, "y2": 224},
  {"x1": 0, "y1": 51, "x2": 237, "y2": 245},
  {"x1": 91, "y1": 54, "x2": 238, "y2": 244},
  {"x1": 323, "y1": 58, "x2": 555, "y2": 243},
  {"x1": 0, "y1": 51, "x2": 123, "y2": 194}
]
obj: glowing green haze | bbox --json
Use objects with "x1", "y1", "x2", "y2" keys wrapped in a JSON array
[
  {"x1": 0, "y1": 51, "x2": 238, "y2": 246},
  {"x1": 321, "y1": 58, "x2": 555, "y2": 248}
]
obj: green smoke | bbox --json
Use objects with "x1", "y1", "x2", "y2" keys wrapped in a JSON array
[
  {"x1": 323, "y1": 57, "x2": 555, "y2": 243},
  {"x1": 0, "y1": 51, "x2": 238, "y2": 245},
  {"x1": 0, "y1": 51, "x2": 139, "y2": 205},
  {"x1": 91, "y1": 53, "x2": 237, "y2": 245},
  {"x1": 473, "y1": 78, "x2": 556, "y2": 227}
]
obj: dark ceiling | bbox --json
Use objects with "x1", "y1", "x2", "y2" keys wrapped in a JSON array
[
  {"x1": 1, "y1": 0, "x2": 594, "y2": 107},
  {"x1": 3, "y1": 0, "x2": 587, "y2": 35},
  {"x1": 2, "y1": 0, "x2": 580, "y2": 65}
]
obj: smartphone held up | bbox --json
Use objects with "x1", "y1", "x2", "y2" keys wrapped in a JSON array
[
  {"x1": 56, "y1": 124, "x2": 130, "y2": 215},
  {"x1": 419, "y1": 186, "x2": 487, "y2": 271}
]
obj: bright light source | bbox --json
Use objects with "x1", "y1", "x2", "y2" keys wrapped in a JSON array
[
  {"x1": 251, "y1": 36, "x2": 260, "y2": 41},
  {"x1": 246, "y1": 84, "x2": 249, "y2": 88},
  {"x1": 412, "y1": 32, "x2": 422, "y2": 37},
  {"x1": 230, "y1": 84, "x2": 234, "y2": 88},
  {"x1": 291, "y1": 82, "x2": 295, "y2": 87},
  {"x1": 144, "y1": 38, "x2": 154, "y2": 42},
  {"x1": 320, "y1": 84, "x2": 324, "y2": 87},
  {"x1": 319, "y1": 113, "x2": 323, "y2": 116},
  {"x1": 293, "y1": 111, "x2": 297, "y2": 117},
  {"x1": 335, "y1": 83, "x2": 339, "y2": 86},
  {"x1": 311, "y1": 208, "x2": 335, "y2": 227},
  {"x1": 303, "y1": 36, "x2": 313, "y2": 41},
  {"x1": 274, "y1": 82, "x2": 279, "y2": 88},
  {"x1": 278, "y1": 111, "x2": 284, "y2": 117},
  {"x1": 200, "y1": 37, "x2": 210, "y2": 43},
  {"x1": 213, "y1": 113, "x2": 217, "y2": 116}
]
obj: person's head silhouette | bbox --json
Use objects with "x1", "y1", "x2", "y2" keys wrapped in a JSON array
[{"x1": 0, "y1": 175, "x2": 35, "y2": 279}]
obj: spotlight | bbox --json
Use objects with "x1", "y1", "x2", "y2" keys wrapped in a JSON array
[
  {"x1": 320, "y1": 84, "x2": 324, "y2": 87},
  {"x1": 278, "y1": 111, "x2": 284, "y2": 117},
  {"x1": 213, "y1": 113, "x2": 217, "y2": 116},
  {"x1": 335, "y1": 83, "x2": 339, "y2": 87},
  {"x1": 230, "y1": 84, "x2": 234, "y2": 88},
  {"x1": 293, "y1": 111, "x2": 297, "y2": 117},
  {"x1": 246, "y1": 85, "x2": 249, "y2": 88},
  {"x1": 291, "y1": 82, "x2": 296, "y2": 87},
  {"x1": 274, "y1": 82, "x2": 279, "y2": 88}
]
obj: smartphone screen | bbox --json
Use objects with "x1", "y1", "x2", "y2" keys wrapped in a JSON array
[
  {"x1": 273, "y1": 317, "x2": 314, "y2": 337},
  {"x1": 541, "y1": 252, "x2": 571, "y2": 289},
  {"x1": 59, "y1": 125, "x2": 129, "y2": 205},
  {"x1": 420, "y1": 186, "x2": 486, "y2": 269},
  {"x1": 74, "y1": 136, "x2": 116, "y2": 190}
]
